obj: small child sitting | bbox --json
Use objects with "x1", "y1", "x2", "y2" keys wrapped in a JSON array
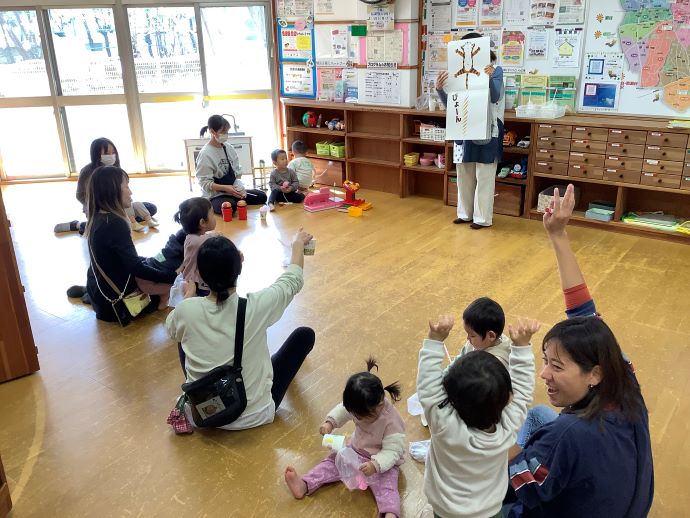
[
  {"x1": 417, "y1": 315, "x2": 538, "y2": 518},
  {"x1": 268, "y1": 148, "x2": 304, "y2": 211},
  {"x1": 288, "y1": 140, "x2": 315, "y2": 192},
  {"x1": 175, "y1": 197, "x2": 216, "y2": 296},
  {"x1": 284, "y1": 357, "x2": 405, "y2": 518},
  {"x1": 458, "y1": 296, "x2": 511, "y2": 368}
]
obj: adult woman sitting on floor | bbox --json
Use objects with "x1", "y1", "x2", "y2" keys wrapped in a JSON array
[{"x1": 85, "y1": 166, "x2": 177, "y2": 322}]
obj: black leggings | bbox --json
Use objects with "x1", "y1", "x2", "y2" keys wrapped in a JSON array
[
  {"x1": 211, "y1": 190, "x2": 267, "y2": 214},
  {"x1": 177, "y1": 326, "x2": 315, "y2": 409},
  {"x1": 268, "y1": 189, "x2": 305, "y2": 205}
]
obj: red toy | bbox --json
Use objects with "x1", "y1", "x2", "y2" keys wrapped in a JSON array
[
  {"x1": 302, "y1": 111, "x2": 318, "y2": 128},
  {"x1": 342, "y1": 181, "x2": 365, "y2": 206}
]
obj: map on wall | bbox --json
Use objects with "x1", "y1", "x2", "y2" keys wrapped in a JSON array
[{"x1": 581, "y1": 0, "x2": 690, "y2": 115}]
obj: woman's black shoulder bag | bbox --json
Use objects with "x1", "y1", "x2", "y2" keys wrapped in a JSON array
[{"x1": 181, "y1": 297, "x2": 248, "y2": 428}]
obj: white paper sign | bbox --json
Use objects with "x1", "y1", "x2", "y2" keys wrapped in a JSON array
[
  {"x1": 363, "y1": 70, "x2": 401, "y2": 104},
  {"x1": 445, "y1": 90, "x2": 490, "y2": 140},
  {"x1": 446, "y1": 37, "x2": 490, "y2": 92}
]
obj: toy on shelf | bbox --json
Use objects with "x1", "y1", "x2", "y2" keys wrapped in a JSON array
[
  {"x1": 327, "y1": 118, "x2": 345, "y2": 131},
  {"x1": 503, "y1": 130, "x2": 518, "y2": 147},
  {"x1": 302, "y1": 111, "x2": 317, "y2": 128},
  {"x1": 517, "y1": 137, "x2": 530, "y2": 148},
  {"x1": 509, "y1": 157, "x2": 529, "y2": 179}
]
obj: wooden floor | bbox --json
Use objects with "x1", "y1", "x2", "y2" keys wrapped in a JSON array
[{"x1": 1, "y1": 176, "x2": 689, "y2": 517}]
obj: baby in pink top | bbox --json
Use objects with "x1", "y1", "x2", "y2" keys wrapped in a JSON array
[
  {"x1": 174, "y1": 197, "x2": 217, "y2": 295},
  {"x1": 284, "y1": 357, "x2": 406, "y2": 518}
]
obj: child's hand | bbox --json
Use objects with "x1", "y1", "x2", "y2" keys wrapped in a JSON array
[
  {"x1": 508, "y1": 318, "x2": 541, "y2": 347},
  {"x1": 292, "y1": 227, "x2": 313, "y2": 247},
  {"x1": 436, "y1": 71, "x2": 448, "y2": 90},
  {"x1": 359, "y1": 461, "x2": 377, "y2": 476},
  {"x1": 428, "y1": 315, "x2": 455, "y2": 342},
  {"x1": 543, "y1": 184, "x2": 576, "y2": 239},
  {"x1": 319, "y1": 421, "x2": 334, "y2": 435}
]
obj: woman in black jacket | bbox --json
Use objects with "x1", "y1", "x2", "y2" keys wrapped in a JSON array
[{"x1": 85, "y1": 166, "x2": 176, "y2": 322}]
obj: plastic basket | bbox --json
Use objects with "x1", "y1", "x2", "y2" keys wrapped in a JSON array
[
  {"x1": 330, "y1": 142, "x2": 345, "y2": 158},
  {"x1": 316, "y1": 141, "x2": 331, "y2": 156}
]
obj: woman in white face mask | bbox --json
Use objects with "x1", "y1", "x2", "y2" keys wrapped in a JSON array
[{"x1": 196, "y1": 115, "x2": 267, "y2": 214}]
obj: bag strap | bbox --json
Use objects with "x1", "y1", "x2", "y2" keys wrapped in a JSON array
[
  {"x1": 221, "y1": 144, "x2": 236, "y2": 184},
  {"x1": 233, "y1": 296, "x2": 247, "y2": 370},
  {"x1": 88, "y1": 237, "x2": 129, "y2": 303}
]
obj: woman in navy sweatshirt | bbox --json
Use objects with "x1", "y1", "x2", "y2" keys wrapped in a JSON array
[
  {"x1": 506, "y1": 185, "x2": 654, "y2": 518},
  {"x1": 84, "y1": 166, "x2": 177, "y2": 322}
]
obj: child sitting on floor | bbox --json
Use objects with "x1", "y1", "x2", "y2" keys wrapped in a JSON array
[
  {"x1": 285, "y1": 357, "x2": 405, "y2": 518},
  {"x1": 288, "y1": 140, "x2": 315, "y2": 192},
  {"x1": 268, "y1": 149, "x2": 304, "y2": 211},
  {"x1": 175, "y1": 197, "x2": 216, "y2": 296},
  {"x1": 417, "y1": 315, "x2": 538, "y2": 518}
]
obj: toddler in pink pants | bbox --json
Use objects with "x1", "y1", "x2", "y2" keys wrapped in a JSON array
[{"x1": 285, "y1": 357, "x2": 406, "y2": 518}]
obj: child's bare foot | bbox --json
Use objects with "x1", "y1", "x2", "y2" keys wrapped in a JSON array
[
  {"x1": 284, "y1": 466, "x2": 307, "y2": 499},
  {"x1": 268, "y1": 203, "x2": 276, "y2": 212}
]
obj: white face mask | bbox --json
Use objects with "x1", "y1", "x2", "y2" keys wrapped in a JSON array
[
  {"x1": 216, "y1": 133, "x2": 229, "y2": 144},
  {"x1": 101, "y1": 154, "x2": 116, "y2": 166}
]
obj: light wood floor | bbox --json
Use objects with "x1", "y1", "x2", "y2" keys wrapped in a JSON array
[{"x1": 1, "y1": 176, "x2": 689, "y2": 517}]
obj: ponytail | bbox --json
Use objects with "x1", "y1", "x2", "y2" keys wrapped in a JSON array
[
  {"x1": 384, "y1": 381, "x2": 402, "y2": 402},
  {"x1": 215, "y1": 287, "x2": 230, "y2": 307},
  {"x1": 200, "y1": 125, "x2": 209, "y2": 137}
]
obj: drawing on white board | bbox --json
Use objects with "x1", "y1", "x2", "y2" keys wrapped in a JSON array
[{"x1": 453, "y1": 41, "x2": 482, "y2": 89}]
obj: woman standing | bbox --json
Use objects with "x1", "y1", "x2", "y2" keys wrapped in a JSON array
[
  {"x1": 196, "y1": 115, "x2": 267, "y2": 213},
  {"x1": 437, "y1": 33, "x2": 505, "y2": 229},
  {"x1": 85, "y1": 166, "x2": 176, "y2": 322}
]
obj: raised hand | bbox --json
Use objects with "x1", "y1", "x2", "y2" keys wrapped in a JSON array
[
  {"x1": 543, "y1": 184, "x2": 576, "y2": 239},
  {"x1": 508, "y1": 318, "x2": 541, "y2": 347},
  {"x1": 428, "y1": 314, "x2": 455, "y2": 342},
  {"x1": 292, "y1": 227, "x2": 313, "y2": 246}
]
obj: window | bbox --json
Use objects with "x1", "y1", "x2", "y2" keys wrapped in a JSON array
[{"x1": 0, "y1": 10, "x2": 50, "y2": 97}]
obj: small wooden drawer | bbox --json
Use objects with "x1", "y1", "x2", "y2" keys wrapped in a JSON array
[
  {"x1": 570, "y1": 139, "x2": 607, "y2": 153},
  {"x1": 684, "y1": 161, "x2": 690, "y2": 174},
  {"x1": 642, "y1": 159, "x2": 684, "y2": 175},
  {"x1": 569, "y1": 151, "x2": 605, "y2": 167},
  {"x1": 606, "y1": 142, "x2": 645, "y2": 158},
  {"x1": 646, "y1": 131, "x2": 688, "y2": 148},
  {"x1": 644, "y1": 145, "x2": 686, "y2": 161},
  {"x1": 608, "y1": 128, "x2": 647, "y2": 145},
  {"x1": 681, "y1": 175, "x2": 690, "y2": 191},
  {"x1": 572, "y1": 126, "x2": 609, "y2": 141},
  {"x1": 603, "y1": 168, "x2": 641, "y2": 184},
  {"x1": 640, "y1": 172, "x2": 681, "y2": 188},
  {"x1": 494, "y1": 182, "x2": 524, "y2": 216},
  {"x1": 534, "y1": 160, "x2": 569, "y2": 176},
  {"x1": 569, "y1": 164, "x2": 603, "y2": 179},
  {"x1": 537, "y1": 124, "x2": 572, "y2": 138},
  {"x1": 535, "y1": 148, "x2": 570, "y2": 162},
  {"x1": 537, "y1": 136, "x2": 571, "y2": 150},
  {"x1": 605, "y1": 156, "x2": 643, "y2": 170}
]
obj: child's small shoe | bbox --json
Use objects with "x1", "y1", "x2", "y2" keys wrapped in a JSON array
[
  {"x1": 268, "y1": 203, "x2": 276, "y2": 212},
  {"x1": 131, "y1": 221, "x2": 146, "y2": 232},
  {"x1": 166, "y1": 408, "x2": 193, "y2": 435},
  {"x1": 145, "y1": 217, "x2": 159, "y2": 228}
]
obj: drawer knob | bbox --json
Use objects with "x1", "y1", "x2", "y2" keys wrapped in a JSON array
[
  {"x1": 618, "y1": 174, "x2": 624, "y2": 179},
  {"x1": 658, "y1": 179, "x2": 662, "y2": 183},
  {"x1": 625, "y1": 135, "x2": 629, "y2": 139},
  {"x1": 660, "y1": 166, "x2": 665, "y2": 170},
  {"x1": 584, "y1": 158, "x2": 589, "y2": 162},
  {"x1": 664, "y1": 138, "x2": 669, "y2": 142}
]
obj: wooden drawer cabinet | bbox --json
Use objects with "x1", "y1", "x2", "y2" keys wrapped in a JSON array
[
  {"x1": 644, "y1": 145, "x2": 686, "y2": 161},
  {"x1": 603, "y1": 168, "x2": 641, "y2": 184},
  {"x1": 605, "y1": 156, "x2": 643, "y2": 170},
  {"x1": 537, "y1": 136, "x2": 571, "y2": 150},
  {"x1": 534, "y1": 160, "x2": 569, "y2": 175},
  {"x1": 640, "y1": 172, "x2": 681, "y2": 188},
  {"x1": 606, "y1": 142, "x2": 645, "y2": 158},
  {"x1": 681, "y1": 175, "x2": 690, "y2": 191},
  {"x1": 646, "y1": 131, "x2": 688, "y2": 148},
  {"x1": 537, "y1": 124, "x2": 572, "y2": 138},
  {"x1": 571, "y1": 139, "x2": 607, "y2": 153},
  {"x1": 569, "y1": 164, "x2": 604, "y2": 179},
  {"x1": 494, "y1": 183, "x2": 524, "y2": 216},
  {"x1": 642, "y1": 159, "x2": 684, "y2": 175},
  {"x1": 569, "y1": 151, "x2": 605, "y2": 167},
  {"x1": 535, "y1": 148, "x2": 570, "y2": 162},
  {"x1": 608, "y1": 128, "x2": 647, "y2": 145},
  {"x1": 572, "y1": 126, "x2": 609, "y2": 141}
]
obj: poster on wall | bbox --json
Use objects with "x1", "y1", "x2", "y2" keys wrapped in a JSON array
[
  {"x1": 445, "y1": 37, "x2": 491, "y2": 140},
  {"x1": 527, "y1": 28, "x2": 549, "y2": 59},
  {"x1": 367, "y1": 4, "x2": 395, "y2": 31},
  {"x1": 280, "y1": 62, "x2": 316, "y2": 98},
  {"x1": 363, "y1": 70, "x2": 401, "y2": 104},
  {"x1": 343, "y1": 68, "x2": 359, "y2": 103},
  {"x1": 454, "y1": 0, "x2": 478, "y2": 27},
  {"x1": 581, "y1": 82, "x2": 619, "y2": 111},
  {"x1": 315, "y1": 0, "x2": 334, "y2": 15},
  {"x1": 551, "y1": 27, "x2": 582, "y2": 68},
  {"x1": 366, "y1": 30, "x2": 404, "y2": 64},
  {"x1": 501, "y1": 30, "x2": 525, "y2": 70},
  {"x1": 276, "y1": 0, "x2": 312, "y2": 19},
  {"x1": 530, "y1": 0, "x2": 556, "y2": 26},
  {"x1": 555, "y1": 0, "x2": 585, "y2": 25},
  {"x1": 479, "y1": 0, "x2": 504, "y2": 26},
  {"x1": 429, "y1": 1, "x2": 453, "y2": 32},
  {"x1": 504, "y1": 0, "x2": 530, "y2": 25},
  {"x1": 583, "y1": 52, "x2": 623, "y2": 82},
  {"x1": 317, "y1": 68, "x2": 343, "y2": 101},
  {"x1": 278, "y1": 25, "x2": 314, "y2": 62}
]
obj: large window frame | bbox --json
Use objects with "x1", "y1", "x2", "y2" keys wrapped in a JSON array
[{"x1": 0, "y1": 0, "x2": 279, "y2": 180}]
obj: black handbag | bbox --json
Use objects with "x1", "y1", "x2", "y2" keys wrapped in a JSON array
[{"x1": 181, "y1": 297, "x2": 248, "y2": 428}]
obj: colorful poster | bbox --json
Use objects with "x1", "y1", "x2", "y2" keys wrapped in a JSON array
[
  {"x1": 446, "y1": 37, "x2": 491, "y2": 140},
  {"x1": 530, "y1": 0, "x2": 556, "y2": 26},
  {"x1": 278, "y1": 26, "x2": 314, "y2": 61},
  {"x1": 504, "y1": 0, "x2": 530, "y2": 25},
  {"x1": 501, "y1": 31, "x2": 525, "y2": 69},
  {"x1": 315, "y1": 0, "x2": 334, "y2": 15},
  {"x1": 366, "y1": 30, "x2": 404, "y2": 64},
  {"x1": 552, "y1": 27, "x2": 582, "y2": 68},
  {"x1": 527, "y1": 28, "x2": 549, "y2": 59},
  {"x1": 430, "y1": 1, "x2": 452, "y2": 32},
  {"x1": 479, "y1": 0, "x2": 504, "y2": 26},
  {"x1": 281, "y1": 63, "x2": 315, "y2": 97},
  {"x1": 363, "y1": 70, "x2": 401, "y2": 104},
  {"x1": 317, "y1": 68, "x2": 343, "y2": 101},
  {"x1": 583, "y1": 52, "x2": 624, "y2": 82},
  {"x1": 581, "y1": 82, "x2": 619, "y2": 111},
  {"x1": 555, "y1": 0, "x2": 585, "y2": 25},
  {"x1": 343, "y1": 68, "x2": 359, "y2": 103},
  {"x1": 367, "y1": 4, "x2": 395, "y2": 31},
  {"x1": 331, "y1": 28, "x2": 348, "y2": 59},
  {"x1": 454, "y1": 0, "x2": 478, "y2": 27}
]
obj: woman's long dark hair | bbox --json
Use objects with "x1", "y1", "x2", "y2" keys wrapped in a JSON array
[
  {"x1": 543, "y1": 317, "x2": 646, "y2": 422},
  {"x1": 342, "y1": 357, "x2": 401, "y2": 419},
  {"x1": 84, "y1": 166, "x2": 129, "y2": 238},
  {"x1": 197, "y1": 236, "x2": 242, "y2": 306},
  {"x1": 89, "y1": 138, "x2": 120, "y2": 168},
  {"x1": 200, "y1": 115, "x2": 230, "y2": 138}
]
